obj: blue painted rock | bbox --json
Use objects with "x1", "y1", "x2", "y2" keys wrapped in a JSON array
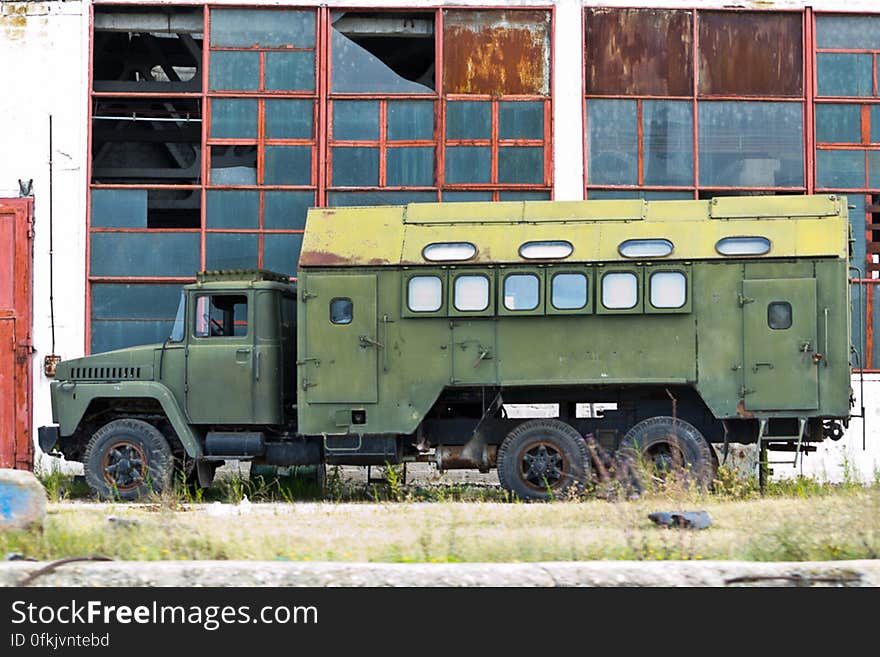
[{"x1": 0, "y1": 469, "x2": 47, "y2": 531}]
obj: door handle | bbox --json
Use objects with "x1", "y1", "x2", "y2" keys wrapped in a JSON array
[
  {"x1": 235, "y1": 348, "x2": 251, "y2": 364},
  {"x1": 359, "y1": 336, "x2": 384, "y2": 349},
  {"x1": 752, "y1": 362, "x2": 774, "y2": 372}
]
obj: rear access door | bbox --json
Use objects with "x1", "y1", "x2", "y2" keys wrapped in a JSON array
[
  {"x1": 301, "y1": 274, "x2": 378, "y2": 403},
  {"x1": 742, "y1": 278, "x2": 818, "y2": 411}
]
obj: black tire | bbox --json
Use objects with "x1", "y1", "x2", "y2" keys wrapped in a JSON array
[
  {"x1": 83, "y1": 419, "x2": 174, "y2": 501},
  {"x1": 618, "y1": 416, "x2": 716, "y2": 491},
  {"x1": 497, "y1": 419, "x2": 591, "y2": 501}
]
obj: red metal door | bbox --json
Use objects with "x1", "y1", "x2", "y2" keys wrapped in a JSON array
[{"x1": 0, "y1": 198, "x2": 34, "y2": 469}]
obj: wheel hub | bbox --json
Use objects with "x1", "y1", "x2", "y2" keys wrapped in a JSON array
[
  {"x1": 520, "y1": 442, "x2": 566, "y2": 490},
  {"x1": 102, "y1": 441, "x2": 147, "y2": 492}
]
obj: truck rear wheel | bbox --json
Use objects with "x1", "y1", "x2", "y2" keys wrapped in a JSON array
[
  {"x1": 618, "y1": 416, "x2": 716, "y2": 492},
  {"x1": 497, "y1": 419, "x2": 590, "y2": 501},
  {"x1": 83, "y1": 419, "x2": 174, "y2": 501}
]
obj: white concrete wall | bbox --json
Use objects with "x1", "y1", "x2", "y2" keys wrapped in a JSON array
[{"x1": 1, "y1": 0, "x2": 879, "y2": 481}]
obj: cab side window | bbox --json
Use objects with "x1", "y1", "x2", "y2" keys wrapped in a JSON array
[{"x1": 195, "y1": 294, "x2": 248, "y2": 337}]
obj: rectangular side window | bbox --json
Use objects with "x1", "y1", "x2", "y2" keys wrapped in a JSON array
[
  {"x1": 454, "y1": 275, "x2": 490, "y2": 312},
  {"x1": 646, "y1": 266, "x2": 692, "y2": 314},
  {"x1": 408, "y1": 276, "x2": 443, "y2": 312},
  {"x1": 195, "y1": 294, "x2": 248, "y2": 337},
  {"x1": 597, "y1": 269, "x2": 644, "y2": 315}
]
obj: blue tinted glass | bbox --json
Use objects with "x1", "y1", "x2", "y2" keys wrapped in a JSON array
[
  {"x1": 552, "y1": 273, "x2": 588, "y2": 310},
  {"x1": 387, "y1": 101, "x2": 434, "y2": 140},
  {"x1": 446, "y1": 101, "x2": 491, "y2": 140},
  {"x1": 698, "y1": 102, "x2": 803, "y2": 187},
  {"x1": 333, "y1": 101, "x2": 379, "y2": 140},
  {"x1": 206, "y1": 233, "x2": 259, "y2": 270},
  {"x1": 499, "y1": 191, "x2": 552, "y2": 201},
  {"x1": 816, "y1": 150, "x2": 865, "y2": 188},
  {"x1": 265, "y1": 100, "x2": 313, "y2": 140},
  {"x1": 587, "y1": 99, "x2": 638, "y2": 185},
  {"x1": 332, "y1": 147, "x2": 379, "y2": 187},
  {"x1": 90, "y1": 233, "x2": 200, "y2": 277},
  {"x1": 263, "y1": 233, "x2": 304, "y2": 277},
  {"x1": 386, "y1": 147, "x2": 434, "y2": 186},
  {"x1": 498, "y1": 147, "x2": 544, "y2": 184},
  {"x1": 328, "y1": 191, "x2": 437, "y2": 207},
  {"x1": 498, "y1": 101, "x2": 544, "y2": 140},
  {"x1": 642, "y1": 100, "x2": 693, "y2": 186},
  {"x1": 91, "y1": 321, "x2": 175, "y2": 354},
  {"x1": 816, "y1": 16, "x2": 880, "y2": 50},
  {"x1": 588, "y1": 190, "x2": 695, "y2": 200},
  {"x1": 331, "y1": 29, "x2": 433, "y2": 94},
  {"x1": 869, "y1": 151, "x2": 880, "y2": 189},
  {"x1": 91, "y1": 189, "x2": 147, "y2": 228},
  {"x1": 210, "y1": 9, "x2": 316, "y2": 48},
  {"x1": 265, "y1": 51, "x2": 316, "y2": 91},
  {"x1": 872, "y1": 106, "x2": 880, "y2": 143},
  {"x1": 210, "y1": 99, "x2": 258, "y2": 139},
  {"x1": 442, "y1": 191, "x2": 493, "y2": 202},
  {"x1": 264, "y1": 146, "x2": 312, "y2": 185},
  {"x1": 264, "y1": 191, "x2": 313, "y2": 229},
  {"x1": 91, "y1": 284, "x2": 181, "y2": 320},
  {"x1": 817, "y1": 54, "x2": 873, "y2": 97},
  {"x1": 211, "y1": 145, "x2": 258, "y2": 185},
  {"x1": 445, "y1": 146, "x2": 491, "y2": 184},
  {"x1": 816, "y1": 104, "x2": 862, "y2": 143},
  {"x1": 206, "y1": 191, "x2": 259, "y2": 229},
  {"x1": 209, "y1": 51, "x2": 259, "y2": 91}
]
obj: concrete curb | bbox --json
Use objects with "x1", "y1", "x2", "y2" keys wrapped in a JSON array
[{"x1": 1, "y1": 560, "x2": 877, "y2": 587}]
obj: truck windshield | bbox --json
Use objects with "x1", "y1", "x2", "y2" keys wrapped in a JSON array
[{"x1": 169, "y1": 292, "x2": 185, "y2": 342}]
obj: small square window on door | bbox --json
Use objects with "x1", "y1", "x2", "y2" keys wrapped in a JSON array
[
  {"x1": 330, "y1": 297, "x2": 353, "y2": 324},
  {"x1": 195, "y1": 294, "x2": 248, "y2": 337},
  {"x1": 768, "y1": 301, "x2": 792, "y2": 330}
]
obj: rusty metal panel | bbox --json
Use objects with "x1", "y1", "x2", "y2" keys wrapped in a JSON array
[
  {"x1": 0, "y1": 198, "x2": 33, "y2": 470},
  {"x1": 585, "y1": 8, "x2": 692, "y2": 97},
  {"x1": 442, "y1": 10, "x2": 550, "y2": 96},
  {"x1": 698, "y1": 11, "x2": 802, "y2": 97}
]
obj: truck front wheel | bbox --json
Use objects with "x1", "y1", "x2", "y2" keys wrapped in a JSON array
[
  {"x1": 497, "y1": 419, "x2": 590, "y2": 501},
  {"x1": 83, "y1": 419, "x2": 174, "y2": 501}
]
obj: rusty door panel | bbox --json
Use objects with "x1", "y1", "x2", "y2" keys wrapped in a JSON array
[
  {"x1": 0, "y1": 198, "x2": 33, "y2": 470},
  {"x1": 698, "y1": 11, "x2": 802, "y2": 97},
  {"x1": 443, "y1": 10, "x2": 550, "y2": 96},
  {"x1": 585, "y1": 8, "x2": 693, "y2": 97}
]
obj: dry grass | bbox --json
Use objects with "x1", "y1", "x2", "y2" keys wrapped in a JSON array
[{"x1": 3, "y1": 483, "x2": 878, "y2": 563}]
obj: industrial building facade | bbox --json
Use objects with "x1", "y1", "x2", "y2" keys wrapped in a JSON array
[{"x1": 2, "y1": 0, "x2": 879, "y2": 476}]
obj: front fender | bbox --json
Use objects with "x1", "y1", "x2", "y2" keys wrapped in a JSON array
[{"x1": 51, "y1": 380, "x2": 203, "y2": 457}]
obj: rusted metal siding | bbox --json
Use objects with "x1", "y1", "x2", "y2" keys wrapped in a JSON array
[
  {"x1": 698, "y1": 11, "x2": 803, "y2": 97},
  {"x1": 442, "y1": 10, "x2": 550, "y2": 96},
  {"x1": 0, "y1": 198, "x2": 33, "y2": 470},
  {"x1": 585, "y1": 8, "x2": 693, "y2": 97}
]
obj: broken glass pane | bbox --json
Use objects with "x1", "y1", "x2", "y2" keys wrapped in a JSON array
[
  {"x1": 264, "y1": 146, "x2": 312, "y2": 186},
  {"x1": 265, "y1": 51, "x2": 316, "y2": 91},
  {"x1": 698, "y1": 102, "x2": 803, "y2": 187},
  {"x1": 387, "y1": 147, "x2": 434, "y2": 186},
  {"x1": 499, "y1": 102, "x2": 544, "y2": 140},
  {"x1": 90, "y1": 232, "x2": 200, "y2": 277},
  {"x1": 210, "y1": 9, "x2": 316, "y2": 48},
  {"x1": 331, "y1": 13, "x2": 435, "y2": 94},
  {"x1": 206, "y1": 233, "x2": 259, "y2": 270},
  {"x1": 91, "y1": 189, "x2": 147, "y2": 228},
  {"x1": 446, "y1": 101, "x2": 490, "y2": 140},
  {"x1": 208, "y1": 51, "x2": 259, "y2": 91},
  {"x1": 445, "y1": 147, "x2": 491, "y2": 184},
  {"x1": 816, "y1": 104, "x2": 862, "y2": 143},
  {"x1": 817, "y1": 54, "x2": 873, "y2": 97},
  {"x1": 210, "y1": 99, "x2": 258, "y2": 139},
  {"x1": 387, "y1": 101, "x2": 434, "y2": 140},
  {"x1": 816, "y1": 150, "x2": 865, "y2": 188},
  {"x1": 206, "y1": 190, "x2": 259, "y2": 229},
  {"x1": 332, "y1": 147, "x2": 379, "y2": 187},
  {"x1": 643, "y1": 101, "x2": 693, "y2": 186},
  {"x1": 265, "y1": 100, "x2": 313, "y2": 140},
  {"x1": 587, "y1": 99, "x2": 638, "y2": 185},
  {"x1": 817, "y1": 15, "x2": 880, "y2": 50},
  {"x1": 498, "y1": 147, "x2": 544, "y2": 184},
  {"x1": 263, "y1": 233, "x2": 304, "y2": 276},
  {"x1": 264, "y1": 191, "x2": 314, "y2": 230},
  {"x1": 333, "y1": 101, "x2": 380, "y2": 141},
  {"x1": 210, "y1": 146, "x2": 257, "y2": 185}
]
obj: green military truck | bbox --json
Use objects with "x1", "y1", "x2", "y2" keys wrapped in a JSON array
[{"x1": 39, "y1": 195, "x2": 855, "y2": 500}]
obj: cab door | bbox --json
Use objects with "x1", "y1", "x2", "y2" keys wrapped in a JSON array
[
  {"x1": 742, "y1": 278, "x2": 818, "y2": 411},
  {"x1": 302, "y1": 274, "x2": 378, "y2": 403},
  {"x1": 186, "y1": 292, "x2": 255, "y2": 423}
]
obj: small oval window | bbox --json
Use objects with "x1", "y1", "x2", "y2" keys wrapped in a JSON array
[
  {"x1": 423, "y1": 242, "x2": 476, "y2": 262},
  {"x1": 519, "y1": 241, "x2": 573, "y2": 260},
  {"x1": 619, "y1": 239, "x2": 673, "y2": 258},
  {"x1": 716, "y1": 236, "x2": 771, "y2": 256}
]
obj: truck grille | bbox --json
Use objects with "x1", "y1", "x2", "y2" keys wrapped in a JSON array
[{"x1": 70, "y1": 366, "x2": 143, "y2": 380}]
